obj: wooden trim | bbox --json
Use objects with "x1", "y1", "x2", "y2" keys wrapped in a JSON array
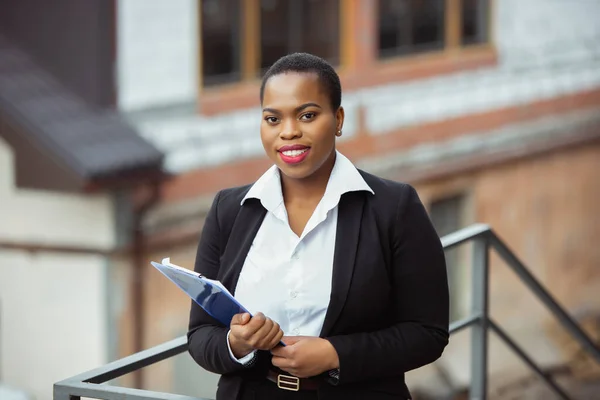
[
  {"x1": 196, "y1": 0, "x2": 496, "y2": 114},
  {"x1": 199, "y1": 44, "x2": 497, "y2": 115},
  {"x1": 242, "y1": 0, "x2": 260, "y2": 80},
  {"x1": 199, "y1": 80, "x2": 261, "y2": 114},
  {"x1": 445, "y1": 0, "x2": 462, "y2": 50},
  {"x1": 197, "y1": 0, "x2": 203, "y2": 90},
  {"x1": 488, "y1": 0, "x2": 496, "y2": 45},
  {"x1": 342, "y1": 43, "x2": 496, "y2": 90},
  {"x1": 376, "y1": 42, "x2": 492, "y2": 67},
  {"x1": 340, "y1": 0, "x2": 356, "y2": 69},
  {"x1": 361, "y1": 0, "x2": 378, "y2": 69},
  {"x1": 338, "y1": 0, "x2": 377, "y2": 72}
]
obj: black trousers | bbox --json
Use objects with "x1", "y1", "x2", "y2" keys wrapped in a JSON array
[{"x1": 240, "y1": 379, "x2": 319, "y2": 400}]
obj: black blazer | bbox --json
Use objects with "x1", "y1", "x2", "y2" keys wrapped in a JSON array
[{"x1": 187, "y1": 170, "x2": 449, "y2": 400}]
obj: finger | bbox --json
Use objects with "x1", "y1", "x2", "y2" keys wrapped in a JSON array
[
  {"x1": 271, "y1": 355, "x2": 291, "y2": 370},
  {"x1": 246, "y1": 312, "x2": 267, "y2": 330},
  {"x1": 270, "y1": 338, "x2": 291, "y2": 357},
  {"x1": 250, "y1": 318, "x2": 275, "y2": 348},
  {"x1": 260, "y1": 322, "x2": 283, "y2": 350},
  {"x1": 230, "y1": 313, "x2": 251, "y2": 327},
  {"x1": 268, "y1": 327, "x2": 285, "y2": 349},
  {"x1": 270, "y1": 344, "x2": 286, "y2": 357},
  {"x1": 271, "y1": 356, "x2": 301, "y2": 377},
  {"x1": 238, "y1": 313, "x2": 267, "y2": 339},
  {"x1": 281, "y1": 336, "x2": 304, "y2": 346}
]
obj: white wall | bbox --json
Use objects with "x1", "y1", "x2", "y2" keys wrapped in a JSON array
[
  {"x1": 117, "y1": 0, "x2": 198, "y2": 112},
  {"x1": 0, "y1": 139, "x2": 115, "y2": 250},
  {"x1": 0, "y1": 138, "x2": 113, "y2": 399},
  {"x1": 123, "y1": 0, "x2": 600, "y2": 173},
  {"x1": 495, "y1": 0, "x2": 600, "y2": 68},
  {"x1": 0, "y1": 250, "x2": 108, "y2": 400}
]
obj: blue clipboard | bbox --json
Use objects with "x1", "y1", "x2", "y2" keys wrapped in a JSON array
[{"x1": 151, "y1": 258, "x2": 285, "y2": 346}]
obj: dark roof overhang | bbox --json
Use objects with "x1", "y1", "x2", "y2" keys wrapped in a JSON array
[{"x1": 0, "y1": 35, "x2": 168, "y2": 193}]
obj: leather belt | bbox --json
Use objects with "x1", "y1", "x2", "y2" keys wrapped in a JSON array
[{"x1": 266, "y1": 369, "x2": 323, "y2": 391}]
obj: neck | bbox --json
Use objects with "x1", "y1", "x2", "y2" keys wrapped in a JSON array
[{"x1": 281, "y1": 150, "x2": 336, "y2": 202}]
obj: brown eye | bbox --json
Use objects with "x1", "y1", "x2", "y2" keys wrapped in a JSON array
[
  {"x1": 264, "y1": 116, "x2": 279, "y2": 124},
  {"x1": 300, "y1": 112, "x2": 316, "y2": 121}
]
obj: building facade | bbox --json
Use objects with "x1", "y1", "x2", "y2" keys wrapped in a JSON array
[
  {"x1": 0, "y1": 1, "x2": 164, "y2": 399},
  {"x1": 1, "y1": 0, "x2": 599, "y2": 399},
  {"x1": 115, "y1": 0, "x2": 600, "y2": 397}
]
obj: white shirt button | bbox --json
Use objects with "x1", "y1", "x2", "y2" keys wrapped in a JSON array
[
  {"x1": 293, "y1": 328, "x2": 300, "y2": 335},
  {"x1": 290, "y1": 291, "x2": 298, "y2": 299}
]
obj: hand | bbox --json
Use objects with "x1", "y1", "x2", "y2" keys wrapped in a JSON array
[
  {"x1": 270, "y1": 336, "x2": 340, "y2": 378},
  {"x1": 228, "y1": 312, "x2": 283, "y2": 358}
]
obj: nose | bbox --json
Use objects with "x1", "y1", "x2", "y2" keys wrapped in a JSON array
[{"x1": 279, "y1": 119, "x2": 302, "y2": 140}]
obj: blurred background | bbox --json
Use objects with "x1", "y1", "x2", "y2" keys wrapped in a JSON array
[{"x1": 1, "y1": 0, "x2": 599, "y2": 399}]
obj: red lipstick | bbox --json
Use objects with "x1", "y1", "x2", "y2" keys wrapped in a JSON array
[{"x1": 278, "y1": 144, "x2": 310, "y2": 164}]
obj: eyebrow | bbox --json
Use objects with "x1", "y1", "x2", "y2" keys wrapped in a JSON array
[{"x1": 262, "y1": 102, "x2": 322, "y2": 114}]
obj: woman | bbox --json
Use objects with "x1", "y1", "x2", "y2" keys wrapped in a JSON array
[{"x1": 188, "y1": 53, "x2": 449, "y2": 400}]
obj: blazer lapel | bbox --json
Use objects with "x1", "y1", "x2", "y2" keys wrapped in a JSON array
[
  {"x1": 219, "y1": 199, "x2": 266, "y2": 293},
  {"x1": 319, "y1": 192, "x2": 365, "y2": 337}
]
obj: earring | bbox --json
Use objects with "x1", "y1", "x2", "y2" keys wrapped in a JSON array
[{"x1": 336, "y1": 130, "x2": 342, "y2": 137}]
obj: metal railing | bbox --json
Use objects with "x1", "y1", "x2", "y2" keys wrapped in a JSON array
[{"x1": 54, "y1": 224, "x2": 600, "y2": 400}]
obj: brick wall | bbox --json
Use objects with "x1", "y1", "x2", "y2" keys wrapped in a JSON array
[
  {"x1": 115, "y1": 140, "x2": 600, "y2": 396},
  {"x1": 408, "y1": 141, "x2": 600, "y2": 392},
  {"x1": 118, "y1": 0, "x2": 600, "y2": 176}
]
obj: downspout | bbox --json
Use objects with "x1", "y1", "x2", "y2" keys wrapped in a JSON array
[{"x1": 130, "y1": 181, "x2": 161, "y2": 389}]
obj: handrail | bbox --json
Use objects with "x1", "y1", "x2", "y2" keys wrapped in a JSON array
[
  {"x1": 68, "y1": 336, "x2": 188, "y2": 384},
  {"x1": 490, "y1": 234, "x2": 600, "y2": 365},
  {"x1": 441, "y1": 223, "x2": 491, "y2": 250},
  {"x1": 54, "y1": 224, "x2": 600, "y2": 400},
  {"x1": 54, "y1": 336, "x2": 193, "y2": 400}
]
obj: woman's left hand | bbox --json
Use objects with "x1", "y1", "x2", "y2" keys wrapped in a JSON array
[{"x1": 270, "y1": 336, "x2": 339, "y2": 378}]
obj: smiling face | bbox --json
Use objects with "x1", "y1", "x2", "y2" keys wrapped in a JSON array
[{"x1": 261, "y1": 72, "x2": 344, "y2": 181}]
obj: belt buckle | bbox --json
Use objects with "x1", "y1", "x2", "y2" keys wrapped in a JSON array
[{"x1": 277, "y1": 374, "x2": 300, "y2": 391}]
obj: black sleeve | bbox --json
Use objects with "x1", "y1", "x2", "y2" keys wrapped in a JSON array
[
  {"x1": 326, "y1": 184, "x2": 450, "y2": 384},
  {"x1": 187, "y1": 190, "x2": 248, "y2": 375}
]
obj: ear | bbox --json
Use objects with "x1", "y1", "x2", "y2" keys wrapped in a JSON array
[{"x1": 335, "y1": 106, "x2": 345, "y2": 134}]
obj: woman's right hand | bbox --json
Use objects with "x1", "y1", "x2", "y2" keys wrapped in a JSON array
[{"x1": 229, "y1": 312, "x2": 284, "y2": 358}]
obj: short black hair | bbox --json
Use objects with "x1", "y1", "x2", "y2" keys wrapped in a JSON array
[{"x1": 260, "y1": 52, "x2": 342, "y2": 111}]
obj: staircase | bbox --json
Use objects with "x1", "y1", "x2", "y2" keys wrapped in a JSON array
[{"x1": 54, "y1": 224, "x2": 600, "y2": 400}]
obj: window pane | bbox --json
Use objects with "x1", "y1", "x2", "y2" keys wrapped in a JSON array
[
  {"x1": 260, "y1": 0, "x2": 340, "y2": 72},
  {"x1": 201, "y1": 0, "x2": 241, "y2": 86},
  {"x1": 429, "y1": 194, "x2": 468, "y2": 321},
  {"x1": 461, "y1": 0, "x2": 489, "y2": 46},
  {"x1": 378, "y1": 0, "x2": 445, "y2": 59}
]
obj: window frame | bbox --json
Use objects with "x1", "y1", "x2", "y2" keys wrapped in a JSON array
[
  {"x1": 375, "y1": 0, "x2": 493, "y2": 61},
  {"x1": 426, "y1": 188, "x2": 474, "y2": 322},
  {"x1": 198, "y1": 0, "x2": 346, "y2": 91},
  {"x1": 196, "y1": 0, "x2": 496, "y2": 115}
]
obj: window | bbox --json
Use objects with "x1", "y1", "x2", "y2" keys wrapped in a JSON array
[
  {"x1": 260, "y1": 0, "x2": 339, "y2": 71},
  {"x1": 378, "y1": 0, "x2": 490, "y2": 59},
  {"x1": 379, "y1": 0, "x2": 446, "y2": 58},
  {"x1": 461, "y1": 0, "x2": 489, "y2": 46},
  {"x1": 200, "y1": 0, "x2": 242, "y2": 86},
  {"x1": 200, "y1": 0, "x2": 340, "y2": 88},
  {"x1": 429, "y1": 194, "x2": 469, "y2": 321}
]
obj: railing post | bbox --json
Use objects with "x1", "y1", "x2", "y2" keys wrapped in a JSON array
[
  {"x1": 53, "y1": 383, "x2": 80, "y2": 400},
  {"x1": 470, "y1": 236, "x2": 489, "y2": 400}
]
